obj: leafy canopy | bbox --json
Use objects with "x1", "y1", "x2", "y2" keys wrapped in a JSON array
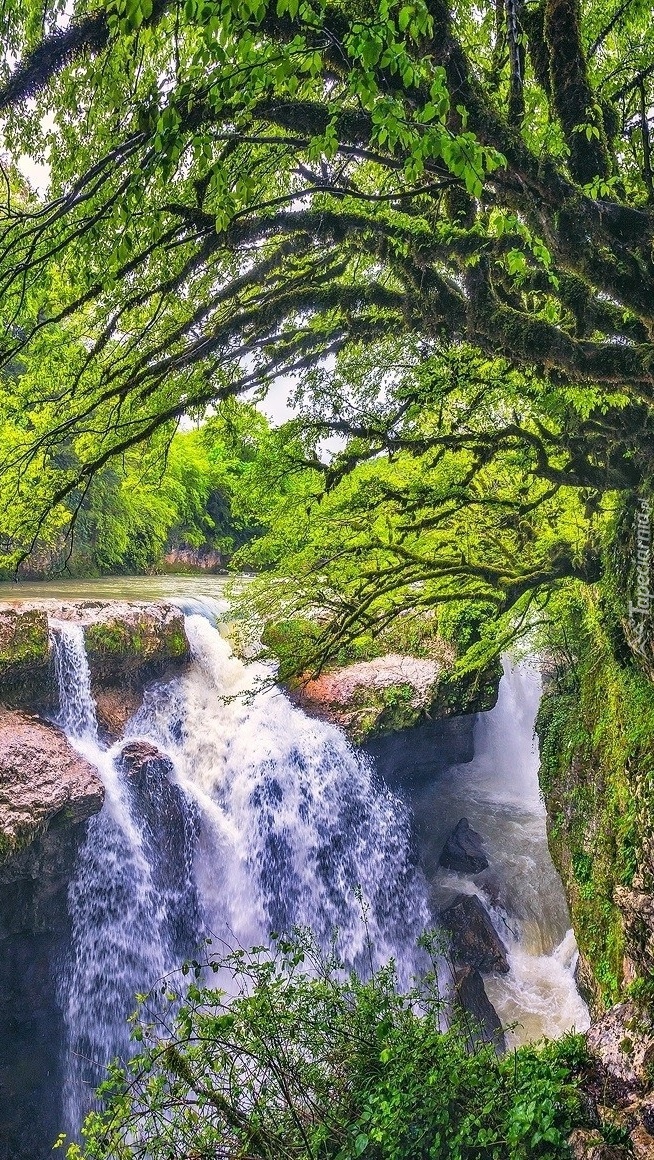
[{"x1": 1, "y1": 0, "x2": 654, "y2": 657}]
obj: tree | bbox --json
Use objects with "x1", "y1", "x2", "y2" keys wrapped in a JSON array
[
  {"x1": 0, "y1": 0, "x2": 652, "y2": 625},
  {"x1": 228, "y1": 340, "x2": 607, "y2": 674}
]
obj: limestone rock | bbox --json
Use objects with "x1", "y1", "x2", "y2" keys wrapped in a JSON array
[
  {"x1": 440, "y1": 818, "x2": 489, "y2": 874},
  {"x1": 163, "y1": 544, "x2": 224, "y2": 572},
  {"x1": 614, "y1": 885, "x2": 654, "y2": 975},
  {"x1": 94, "y1": 686, "x2": 147, "y2": 741},
  {"x1": 453, "y1": 964, "x2": 506, "y2": 1052},
  {"x1": 292, "y1": 653, "x2": 449, "y2": 742},
  {"x1": 567, "y1": 1129, "x2": 630, "y2": 1159},
  {"x1": 631, "y1": 1123, "x2": 654, "y2": 1159},
  {"x1": 0, "y1": 708, "x2": 103, "y2": 863},
  {"x1": 440, "y1": 893, "x2": 510, "y2": 974},
  {"x1": 0, "y1": 711, "x2": 104, "y2": 1159},
  {"x1": 0, "y1": 600, "x2": 190, "y2": 735},
  {"x1": 586, "y1": 1001, "x2": 654, "y2": 1090}
]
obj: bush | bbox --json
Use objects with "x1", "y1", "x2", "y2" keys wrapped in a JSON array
[{"x1": 62, "y1": 931, "x2": 593, "y2": 1160}]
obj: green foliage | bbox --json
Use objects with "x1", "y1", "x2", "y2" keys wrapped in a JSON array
[
  {"x1": 0, "y1": 398, "x2": 275, "y2": 577},
  {"x1": 0, "y1": 0, "x2": 654, "y2": 581},
  {"x1": 62, "y1": 932, "x2": 594, "y2": 1160},
  {"x1": 229, "y1": 341, "x2": 606, "y2": 682},
  {"x1": 535, "y1": 582, "x2": 654, "y2": 1005}
]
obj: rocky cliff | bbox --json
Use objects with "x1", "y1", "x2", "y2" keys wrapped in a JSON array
[{"x1": 0, "y1": 713, "x2": 104, "y2": 1160}]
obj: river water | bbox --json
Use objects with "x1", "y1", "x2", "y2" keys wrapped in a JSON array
[{"x1": 3, "y1": 576, "x2": 589, "y2": 1139}]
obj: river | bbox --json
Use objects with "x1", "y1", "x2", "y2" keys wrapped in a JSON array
[{"x1": 1, "y1": 576, "x2": 590, "y2": 1145}]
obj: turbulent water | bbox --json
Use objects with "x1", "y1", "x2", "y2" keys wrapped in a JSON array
[
  {"x1": 53, "y1": 606, "x2": 429, "y2": 1133},
  {"x1": 410, "y1": 661, "x2": 590, "y2": 1046},
  {"x1": 48, "y1": 591, "x2": 589, "y2": 1138}
]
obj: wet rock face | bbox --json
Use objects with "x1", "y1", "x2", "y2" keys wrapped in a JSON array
[
  {"x1": 0, "y1": 713, "x2": 104, "y2": 1160},
  {"x1": 452, "y1": 965, "x2": 506, "y2": 1054},
  {"x1": 440, "y1": 893, "x2": 509, "y2": 974},
  {"x1": 586, "y1": 1001, "x2": 654, "y2": 1091},
  {"x1": 119, "y1": 741, "x2": 201, "y2": 959},
  {"x1": 0, "y1": 709, "x2": 104, "y2": 861},
  {"x1": 439, "y1": 818, "x2": 489, "y2": 874},
  {"x1": 363, "y1": 713, "x2": 475, "y2": 787}
]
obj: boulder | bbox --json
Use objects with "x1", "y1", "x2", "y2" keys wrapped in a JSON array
[
  {"x1": 453, "y1": 965, "x2": 506, "y2": 1053},
  {"x1": 440, "y1": 893, "x2": 510, "y2": 974},
  {"x1": 292, "y1": 653, "x2": 448, "y2": 743},
  {"x1": 440, "y1": 818, "x2": 489, "y2": 874},
  {"x1": 118, "y1": 741, "x2": 201, "y2": 958},
  {"x1": 567, "y1": 1129, "x2": 630, "y2": 1160},
  {"x1": 0, "y1": 708, "x2": 103, "y2": 864},
  {"x1": 586, "y1": 1001, "x2": 654, "y2": 1091},
  {"x1": 70, "y1": 601, "x2": 189, "y2": 683}
]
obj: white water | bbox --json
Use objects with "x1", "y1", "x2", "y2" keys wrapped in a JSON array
[
  {"x1": 53, "y1": 609, "x2": 429, "y2": 1133},
  {"x1": 416, "y1": 661, "x2": 590, "y2": 1045},
  {"x1": 50, "y1": 609, "x2": 589, "y2": 1138},
  {"x1": 51, "y1": 621, "x2": 98, "y2": 744},
  {"x1": 52, "y1": 624, "x2": 201, "y2": 1134}
]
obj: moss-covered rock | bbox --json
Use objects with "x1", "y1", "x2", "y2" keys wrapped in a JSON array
[
  {"x1": 289, "y1": 650, "x2": 499, "y2": 744},
  {"x1": 266, "y1": 605, "x2": 500, "y2": 742},
  {"x1": 537, "y1": 587, "x2": 654, "y2": 1009},
  {"x1": 0, "y1": 607, "x2": 50, "y2": 700},
  {"x1": 82, "y1": 603, "x2": 189, "y2": 683}
]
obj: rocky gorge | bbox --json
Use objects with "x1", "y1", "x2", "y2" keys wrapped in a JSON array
[{"x1": 0, "y1": 592, "x2": 652, "y2": 1159}]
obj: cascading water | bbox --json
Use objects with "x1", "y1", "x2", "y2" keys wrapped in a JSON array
[
  {"x1": 408, "y1": 660, "x2": 590, "y2": 1045},
  {"x1": 51, "y1": 625, "x2": 200, "y2": 1135},
  {"x1": 128, "y1": 613, "x2": 431, "y2": 977},
  {"x1": 51, "y1": 621, "x2": 98, "y2": 744},
  {"x1": 50, "y1": 600, "x2": 591, "y2": 1146},
  {"x1": 54, "y1": 611, "x2": 430, "y2": 1138}
]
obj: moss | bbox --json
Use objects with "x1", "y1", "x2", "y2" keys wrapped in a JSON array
[
  {"x1": 84, "y1": 614, "x2": 188, "y2": 664},
  {"x1": 537, "y1": 585, "x2": 654, "y2": 1006},
  {"x1": 0, "y1": 609, "x2": 49, "y2": 673}
]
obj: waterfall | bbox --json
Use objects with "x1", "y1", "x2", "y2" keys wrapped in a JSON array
[
  {"x1": 51, "y1": 609, "x2": 591, "y2": 1144},
  {"x1": 413, "y1": 660, "x2": 590, "y2": 1045},
  {"x1": 53, "y1": 612, "x2": 429, "y2": 1137},
  {"x1": 51, "y1": 621, "x2": 98, "y2": 743},
  {"x1": 51, "y1": 625, "x2": 201, "y2": 1135},
  {"x1": 128, "y1": 613, "x2": 430, "y2": 978}
]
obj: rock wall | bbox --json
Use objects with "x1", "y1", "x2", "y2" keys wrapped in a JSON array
[
  {"x1": 536, "y1": 588, "x2": 654, "y2": 1011},
  {"x1": 0, "y1": 601, "x2": 190, "y2": 739},
  {"x1": 0, "y1": 713, "x2": 103, "y2": 1160},
  {"x1": 163, "y1": 544, "x2": 225, "y2": 572}
]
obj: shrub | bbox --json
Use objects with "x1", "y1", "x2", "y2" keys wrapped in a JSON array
[{"x1": 62, "y1": 931, "x2": 593, "y2": 1160}]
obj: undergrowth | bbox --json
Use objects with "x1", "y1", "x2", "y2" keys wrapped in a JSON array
[{"x1": 61, "y1": 931, "x2": 599, "y2": 1160}]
